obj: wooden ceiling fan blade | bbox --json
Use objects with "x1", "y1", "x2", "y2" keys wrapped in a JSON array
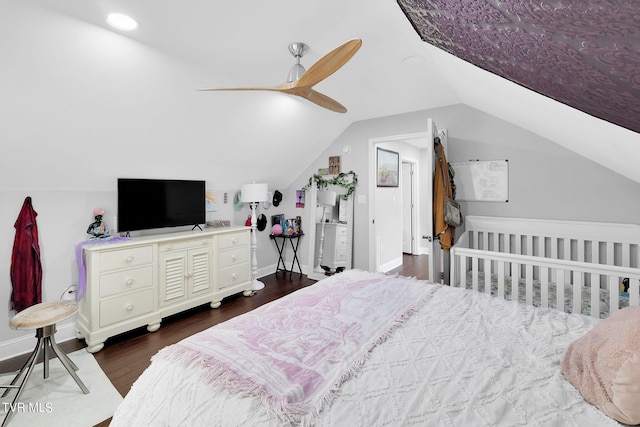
[
  {"x1": 296, "y1": 39, "x2": 362, "y2": 88},
  {"x1": 303, "y1": 89, "x2": 347, "y2": 113}
]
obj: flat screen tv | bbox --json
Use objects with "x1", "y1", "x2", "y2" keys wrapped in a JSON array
[{"x1": 117, "y1": 178, "x2": 205, "y2": 232}]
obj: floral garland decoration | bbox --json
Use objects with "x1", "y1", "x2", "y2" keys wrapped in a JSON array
[{"x1": 302, "y1": 170, "x2": 358, "y2": 200}]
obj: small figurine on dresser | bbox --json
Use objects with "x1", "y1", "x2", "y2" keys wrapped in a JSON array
[{"x1": 87, "y1": 208, "x2": 111, "y2": 239}]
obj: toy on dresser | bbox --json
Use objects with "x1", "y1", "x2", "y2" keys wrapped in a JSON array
[{"x1": 86, "y1": 208, "x2": 110, "y2": 239}]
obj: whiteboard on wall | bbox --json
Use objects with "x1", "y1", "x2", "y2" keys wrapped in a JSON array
[{"x1": 451, "y1": 160, "x2": 509, "y2": 202}]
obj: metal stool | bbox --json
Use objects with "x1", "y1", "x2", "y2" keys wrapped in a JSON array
[{"x1": 2, "y1": 301, "x2": 89, "y2": 426}]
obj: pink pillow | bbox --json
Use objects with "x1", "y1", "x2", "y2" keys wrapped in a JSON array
[{"x1": 562, "y1": 306, "x2": 640, "y2": 424}]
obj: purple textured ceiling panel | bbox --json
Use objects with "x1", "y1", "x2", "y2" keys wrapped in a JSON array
[{"x1": 397, "y1": 0, "x2": 640, "y2": 133}]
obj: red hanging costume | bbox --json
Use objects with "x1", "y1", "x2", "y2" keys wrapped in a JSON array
[{"x1": 10, "y1": 197, "x2": 42, "y2": 312}]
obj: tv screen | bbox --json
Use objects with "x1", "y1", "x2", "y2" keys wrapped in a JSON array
[{"x1": 117, "y1": 178, "x2": 206, "y2": 232}]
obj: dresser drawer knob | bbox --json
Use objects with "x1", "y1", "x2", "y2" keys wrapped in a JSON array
[
  {"x1": 231, "y1": 238, "x2": 237, "y2": 244},
  {"x1": 126, "y1": 279, "x2": 133, "y2": 287},
  {"x1": 126, "y1": 304, "x2": 134, "y2": 311},
  {"x1": 125, "y1": 256, "x2": 133, "y2": 263},
  {"x1": 232, "y1": 255, "x2": 238, "y2": 262},
  {"x1": 232, "y1": 273, "x2": 238, "y2": 280}
]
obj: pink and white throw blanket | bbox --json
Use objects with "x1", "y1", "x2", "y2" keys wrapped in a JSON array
[{"x1": 154, "y1": 269, "x2": 435, "y2": 422}]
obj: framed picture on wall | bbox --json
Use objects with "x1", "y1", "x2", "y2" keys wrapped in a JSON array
[
  {"x1": 376, "y1": 148, "x2": 399, "y2": 187},
  {"x1": 328, "y1": 155, "x2": 341, "y2": 175}
]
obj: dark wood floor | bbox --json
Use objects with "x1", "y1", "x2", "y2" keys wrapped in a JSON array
[{"x1": 0, "y1": 254, "x2": 428, "y2": 426}]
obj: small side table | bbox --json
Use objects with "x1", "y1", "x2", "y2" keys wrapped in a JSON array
[{"x1": 270, "y1": 233, "x2": 304, "y2": 279}]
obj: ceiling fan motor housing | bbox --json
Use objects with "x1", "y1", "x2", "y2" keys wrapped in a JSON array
[{"x1": 287, "y1": 42, "x2": 309, "y2": 82}]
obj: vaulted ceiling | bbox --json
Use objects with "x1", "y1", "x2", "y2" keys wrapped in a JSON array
[
  {"x1": 398, "y1": 0, "x2": 640, "y2": 134},
  {"x1": 6, "y1": 1, "x2": 640, "y2": 190}
]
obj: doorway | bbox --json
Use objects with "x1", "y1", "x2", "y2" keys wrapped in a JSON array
[
  {"x1": 368, "y1": 119, "x2": 443, "y2": 282},
  {"x1": 368, "y1": 131, "x2": 431, "y2": 274}
]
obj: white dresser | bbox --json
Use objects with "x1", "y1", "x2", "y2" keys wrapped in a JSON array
[
  {"x1": 76, "y1": 227, "x2": 251, "y2": 353},
  {"x1": 315, "y1": 222, "x2": 348, "y2": 272}
]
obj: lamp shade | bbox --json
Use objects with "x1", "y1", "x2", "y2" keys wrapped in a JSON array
[
  {"x1": 241, "y1": 183, "x2": 269, "y2": 203},
  {"x1": 317, "y1": 190, "x2": 337, "y2": 207}
]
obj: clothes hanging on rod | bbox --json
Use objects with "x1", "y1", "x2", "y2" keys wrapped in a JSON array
[{"x1": 10, "y1": 196, "x2": 42, "y2": 311}]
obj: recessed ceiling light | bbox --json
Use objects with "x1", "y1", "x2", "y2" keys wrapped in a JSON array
[{"x1": 106, "y1": 13, "x2": 139, "y2": 31}]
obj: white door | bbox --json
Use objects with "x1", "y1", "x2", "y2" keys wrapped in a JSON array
[
  {"x1": 424, "y1": 118, "x2": 436, "y2": 282},
  {"x1": 401, "y1": 162, "x2": 413, "y2": 254}
]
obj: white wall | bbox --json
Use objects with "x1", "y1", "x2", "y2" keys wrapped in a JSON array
[
  {"x1": 442, "y1": 105, "x2": 640, "y2": 223},
  {"x1": 3, "y1": 99, "x2": 639, "y2": 359},
  {"x1": 2, "y1": 2, "x2": 639, "y2": 359},
  {"x1": 429, "y1": 44, "x2": 640, "y2": 185},
  {"x1": 285, "y1": 110, "x2": 431, "y2": 271},
  {"x1": 0, "y1": 188, "x2": 262, "y2": 359},
  {"x1": 0, "y1": 3, "x2": 319, "y2": 358},
  {"x1": 287, "y1": 104, "x2": 640, "y2": 277}
]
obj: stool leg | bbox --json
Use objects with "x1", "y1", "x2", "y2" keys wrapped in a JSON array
[
  {"x1": 1, "y1": 337, "x2": 43, "y2": 398},
  {"x1": 1, "y1": 339, "x2": 43, "y2": 427},
  {"x1": 48, "y1": 335, "x2": 78, "y2": 371},
  {"x1": 47, "y1": 337, "x2": 89, "y2": 394},
  {"x1": 43, "y1": 336, "x2": 50, "y2": 379}
]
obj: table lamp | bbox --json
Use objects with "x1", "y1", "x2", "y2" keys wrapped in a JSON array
[
  {"x1": 241, "y1": 182, "x2": 269, "y2": 291},
  {"x1": 316, "y1": 189, "x2": 336, "y2": 267}
]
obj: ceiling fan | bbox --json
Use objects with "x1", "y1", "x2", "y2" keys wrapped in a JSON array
[{"x1": 198, "y1": 38, "x2": 362, "y2": 113}]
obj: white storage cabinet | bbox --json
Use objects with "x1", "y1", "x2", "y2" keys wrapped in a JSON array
[{"x1": 77, "y1": 228, "x2": 251, "y2": 353}]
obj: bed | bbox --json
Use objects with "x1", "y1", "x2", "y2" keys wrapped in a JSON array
[
  {"x1": 450, "y1": 216, "x2": 640, "y2": 318},
  {"x1": 110, "y1": 268, "x2": 639, "y2": 426}
]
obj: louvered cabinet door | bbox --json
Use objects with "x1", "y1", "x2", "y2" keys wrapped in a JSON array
[
  {"x1": 159, "y1": 250, "x2": 189, "y2": 306},
  {"x1": 187, "y1": 246, "x2": 212, "y2": 297}
]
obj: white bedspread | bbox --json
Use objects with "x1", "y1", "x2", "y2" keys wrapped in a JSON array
[
  {"x1": 145, "y1": 270, "x2": 431, "y2": 422},
  {"x1": 111, "y1": 272, "x2": 620, "y2": 426}
]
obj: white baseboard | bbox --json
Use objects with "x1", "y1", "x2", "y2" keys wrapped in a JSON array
[
  {"x1": 256, "y1": 264, "x2": 275, "y2": 280},
  {"x1": 0, "y1": 320, "x2": 79, "y2": 362},
  {"x1": 257, "y1": 262, "x2": 309, "y2": 279},
  {"x1": 379, "y1": 257, "x2": 403, "y2": 272}
]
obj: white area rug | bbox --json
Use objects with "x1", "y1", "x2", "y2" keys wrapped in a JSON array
[{"x1": 0, "y1": 349, "x2": 122, "y2": 427}]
